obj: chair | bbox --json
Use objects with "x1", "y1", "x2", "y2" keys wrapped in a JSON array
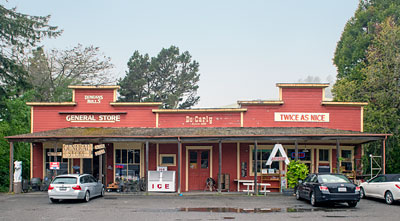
[{"x1": 204, "y1": 177, "x2": 216, "y2": 191}]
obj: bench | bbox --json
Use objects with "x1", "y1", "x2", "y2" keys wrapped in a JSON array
[{"x1": 243, "y1": 183, "x2": 271, "y2": 196}]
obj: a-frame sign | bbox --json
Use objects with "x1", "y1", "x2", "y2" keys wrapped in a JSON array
[{"x1": 266, "y1": 144, "x2": 290, "y2": 166}]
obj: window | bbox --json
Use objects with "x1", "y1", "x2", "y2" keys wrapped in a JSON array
[
  {"x1": 160, "y1": 154, "x2": 176, "y2": 166},
  {"x1": 45, "y1": 148, "x2": 68, "y2": 177},
  {"x1": 340, "y1": 149, "x2": 353, "y2": 171},
  {"x1": 287, "y1": 148, "x2": 312, "y2": 173},
  {"x1": 319, "y1": 149, "x2": 329, "y2": 162},
  {"x1": 115, "y1": 149, "x2": 140, "y2": 181},
  {"x1": 251, "y1": 147, "x2": 279, "y2": 174},
  {"x1": 201, "y1": 151, "x2": 209, "y2": 169}
]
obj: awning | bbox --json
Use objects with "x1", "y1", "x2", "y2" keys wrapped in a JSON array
[{"x1": 5, "y1": 127, "x2": 390, "y2": 144}]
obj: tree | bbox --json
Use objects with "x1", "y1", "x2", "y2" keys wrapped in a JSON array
[
  {"x1": 360, "y1": 18, "x2": 400, "y2": 173},
  {"x1": 26, "y1": 45, "x2": 114, "y2": 102},
  {"x1": 118, "y1": 46, "x2": 200, "y2": 109},
  {"x1": 0, "y1": 4, "x2": 61, "y2": 98}
]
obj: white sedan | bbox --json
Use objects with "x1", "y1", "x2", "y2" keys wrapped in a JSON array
[{"x1": 360, "y1": 174, "x2": 400, "y2": 204}]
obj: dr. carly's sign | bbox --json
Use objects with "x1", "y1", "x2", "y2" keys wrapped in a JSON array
[{"x1": 274, "y1": 112, "x2": 329, "y2": 122}]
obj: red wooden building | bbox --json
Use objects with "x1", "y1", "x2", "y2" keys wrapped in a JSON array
[{"x1": 6, "y1": 83, "x2": 389, "y2": 193}]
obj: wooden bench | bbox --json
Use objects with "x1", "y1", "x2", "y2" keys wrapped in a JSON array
[{"x1": 243, "y1": 183, "x2": 271, "y2": 196}]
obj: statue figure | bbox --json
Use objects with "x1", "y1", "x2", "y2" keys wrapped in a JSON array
[{"x1": 14, "y1": 161, "x2": 22, "y2": 183}]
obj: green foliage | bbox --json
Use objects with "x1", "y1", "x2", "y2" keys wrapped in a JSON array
[
  {"x1": 26, "y1": 45, "x2": 114, "y2": 102},
  {"x1": 0, "y1": 4, "x2": 61, "y2": 99},
  {"x1": 118, "y1": 46, "x2": 200, "y2": 109},
  {"x1": 0, "y1": 92, "x2": 32, "y2": 191},
  {"x1": 287, "y1": 160, "x2": 309, "y2": 188}
]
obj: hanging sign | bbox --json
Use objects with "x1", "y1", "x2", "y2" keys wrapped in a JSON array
[
  {"x1": 47, "y1": 152, "x2": 62, "y2": 157},
  {"x1": 62, "y1": 144, "x2": 93, "y2": 158},
  {"x1": 94, "y1": 144, "x2": 106, "y2": 150},
  {"x1": 94, "y1": 149, "x2": 106, "y2": 156},
  {"x1": 50, "y1": 162, "x2": 60, "y2": 170},
  {"x1": 266, "y1": 144, "x2": 290, "y2": 166}
]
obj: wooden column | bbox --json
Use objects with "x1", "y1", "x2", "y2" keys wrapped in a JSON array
[
  {"x1": 254, "y1": 140, "x2": 258, "y2": 195},
  {"x1": 177, "y1": 140, "x2": 182, "y2": 194},
  {"x1": 145, "y1": 141, "x2": 149, "y2": 193},
  {"x1": 383, "y1": 136, "x2": 387, "y2": 174},
  {"x1": 9, "y1": 142, "x2": 14, "y2": 193},
  {"x1": 99, "y1": 154, "x2": 103, "y2": 184},
  {"x1": 218, "y1": 140, "x2": 222, "y2": 193},
  {"x1": 295, "y1": 140, "x2": 299, "y2": 161},
  {"x1": 336, "y1": 139, "x2": 340, "y2": 173}
]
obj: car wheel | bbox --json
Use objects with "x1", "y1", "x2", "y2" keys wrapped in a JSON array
[
  {"x1": 100, "y1": 187, "x2": 105, "y2": 197},
  {"x1": 385, "y1": 191, "x2": 394, "y2": 205},
  {"x1": 310, "y1": 192, "x2": 318, "y2": 207},
  {"x1": 348, "y1": 201, "x2": 357, "y2": 207},
  {"x1": 49, "y1": 198, "x2": 59, "y2": 203},
  {"x1": 84, "y1": 191, "x2": 90, "y2": 202},
  {"x1": 295, "y1": 189, "x2": 301, "y2": 200},
  {"x1": 360, "y1": 187, "x2": 365, "y2": 199}
]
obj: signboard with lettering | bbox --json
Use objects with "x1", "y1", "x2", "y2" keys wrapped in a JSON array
[
  {"x1": 50, "y1": 162, "x2": 60, "y2": 170},
  {"x1": 94, "y1": 149, "x2": 106, "y2": 156},
  {"x1": 85, "y1": 95, "x2": 103, "y2": 104},
  {"x1": 274, "y1": 112, "x2": 329, "y2": 122},
  {"x1": 62, "y1": 144, "x2": 93, "y2": 158},
  {"x1": 66, "y1": 114, "x2": 121, "y2": 123},
  {"x1": 185, "y1": 115, "x2": 213, "y2": 126},
  {"x1": 266, "y1": 144, "x2": 290, "y2": 166},
  {"x1": 94, "y1": 144, "x2": 106, "y2": 150},
  {"x1": 47, "y1": 152, "x2": 62, "y2": 157}
]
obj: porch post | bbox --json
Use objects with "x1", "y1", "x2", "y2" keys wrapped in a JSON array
[
  {"x1": 99, "y1": 153, "x2": 103, "y2": 184},
  {"x1": 383, "y1": 136, "x2": 387, "y2": 174},
  {"x1": 295, "y1": 140, "x2": 299, "y2": 161},
  {"x1": 218, "y1": 140, "x2": 222, "y2": 193},
  {"x1": 9, "y1": 142, "x2": 14, "y2": 193},
  {"x1": 336, "y1": 139, "x2": 340, "y2": 173},
  {"x1": 145, "y1": 141, "x2": 149, "y2": 193},
  {"x1": 254, "y1": 140, "x2": 258, "y2": 195},
  {"x1": 177, "y1": 139, "x2": 181, "y2": 193}
]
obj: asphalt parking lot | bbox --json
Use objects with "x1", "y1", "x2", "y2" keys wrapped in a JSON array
[{"x1": 0, "y1": 192, "x2": 399, "y2": 221}]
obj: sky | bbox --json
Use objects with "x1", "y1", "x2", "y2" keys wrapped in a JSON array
[{"x1": 5, "y1": 0, "x2": 359, "y2": 108}]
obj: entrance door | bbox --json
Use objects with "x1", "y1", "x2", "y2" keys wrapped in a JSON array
[{"x1": 188, "y1": 150, "x2": 210, "y2": 190}]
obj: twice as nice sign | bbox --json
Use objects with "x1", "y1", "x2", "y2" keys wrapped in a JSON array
[{"x1": 274, "y1": 112, "x2": 329, "y2": 123}]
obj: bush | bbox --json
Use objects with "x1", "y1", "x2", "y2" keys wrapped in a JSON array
[{"x1": 287, "y1": 160, "x2": 309, "y2": 188}]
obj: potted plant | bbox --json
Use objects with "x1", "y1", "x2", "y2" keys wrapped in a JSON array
[{"x1": 286, "y1": 160, "x2": 309, "y2": 194}]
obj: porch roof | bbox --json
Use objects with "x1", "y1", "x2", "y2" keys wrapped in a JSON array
[{"x1": 5, "y1": 127, "x2": 390, "y2": 145}]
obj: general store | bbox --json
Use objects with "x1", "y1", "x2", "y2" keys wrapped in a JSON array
[{"x1": 6, "y1": 83, "x2": 389, "y2": 193}]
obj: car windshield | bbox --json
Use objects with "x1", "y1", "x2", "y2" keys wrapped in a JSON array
[
  {"x1": 52, "y1": 177, "x2": 77, "y2": 184},
  {"x1": 319, "y1": 174, "x2": 350, "y2": 184}
]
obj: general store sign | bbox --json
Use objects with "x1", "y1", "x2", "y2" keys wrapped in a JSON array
[
  {"x1": 274, "y1": 112, "x2": 329, "y2": 122},
  {"x1": 65, "y1": 114, "x2": 121, "y2": 123},
  {"x1": 62, "y1": 144, "x2": 93, "y2": 158}
]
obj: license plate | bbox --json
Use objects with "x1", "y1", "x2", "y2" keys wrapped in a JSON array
[
  {"x1": 338, "y1": 187, "x2": 347, "y2": 192},
  {"x1": 59, "y1": 187, "x2": 67, "y2": 191}
]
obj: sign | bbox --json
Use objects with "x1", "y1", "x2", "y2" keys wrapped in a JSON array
[
  {"x1": 62, "y1": 144, "x2": 93, "y2": 158},
  {"x1": 66, "y1": 114, "x2": 121, "y2": 123},
  {"x1": 94, "y1": 144, "x2": 106, "y2": 150},
  {"x1": 266, "y1": 144, "x2": 290, "y2": 166},
  {"x1": 157, "y1": 166, "x2": 168, "y2": 172},
  {"x1": 50, "y1": 162, "x2": 60, "y2": 170},
  {"x1": 274, "y1": 112, "x2": 329, "y2": 122},
  {"x1": 185, "y1": 115, "x2": 213, "y2": 126},
  {"x1": 291, "y1": 152, "x2": 306, "y2": 159},
  {"x1": 148, "y1": 171, "x2": 175, "y2": 192},
  {"x1": 47, "y1": 152, "x2": 62, "y2": 157},
  {"x1": 94, "y1": 149, "x2": 106, "y2": 156},
  {"x1": 85, "y1": 95, "x2": 103, "y2": 104}
]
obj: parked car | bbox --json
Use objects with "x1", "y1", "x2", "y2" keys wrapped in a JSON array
[
  {"x1": 48, "y1": 174, "x2": 105, "y2": 203},
  {"x1": 360, "y1": 174, "x2": 400, "y2": 205},
  {"x1": 295, "y1": 173, "x2": 360, "y2": 207}
]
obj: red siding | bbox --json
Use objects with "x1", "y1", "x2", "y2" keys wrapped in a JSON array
[{"x1": 32, "y1": 143, "x2": 43, "y2": 178}]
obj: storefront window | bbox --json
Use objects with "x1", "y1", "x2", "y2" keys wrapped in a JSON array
[
  {"x1": 341, "y1": 149, "x2": 353, "y2": 171},
  {"x1": 115, "y1": 149, "x2": 140, "y2": 181},
  {"x1": 319, "y1": 149, "x2": 329, "y2": 162},
  {"x1": 252, "y1": 149, "x2": 279, "y2": 173},
  {"x1": 45, "y1": 148, "x2": 68, "y2": 177},
  {"x1": 160, "y1": 154, "x2": 176, "y2": 166},
  {"x1": 287, "y1": 149, "x2": 312, "y2": 172}
]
